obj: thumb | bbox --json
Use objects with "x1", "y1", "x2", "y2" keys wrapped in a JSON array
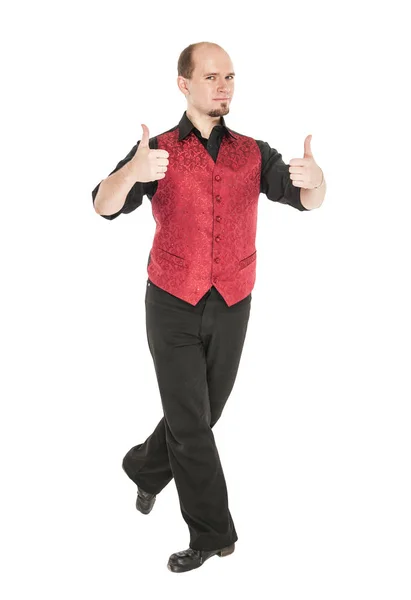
[
  {"x1": 138, "y1": 123, "x2": 150, "y2": 149},
  {"x1": 304, "y1": 134, "x2": 313, "y2": 158}
]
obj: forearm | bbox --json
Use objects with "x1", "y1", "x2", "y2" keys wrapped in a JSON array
[
  {"x1": 300, "y1": 176, "x2": 327, "y2": 210},
  {"x1": 94, "y1": 161, "x2": 140, "y2": 216}
]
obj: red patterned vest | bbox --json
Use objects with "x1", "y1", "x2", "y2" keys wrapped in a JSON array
[{"x1": 147, "y1": 127, "x2": 261, "y2": 306}]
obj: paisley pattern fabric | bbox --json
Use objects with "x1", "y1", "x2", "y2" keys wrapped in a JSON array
[{"x1": 147, "y1": 127, "x2": 261, "y2": 307}]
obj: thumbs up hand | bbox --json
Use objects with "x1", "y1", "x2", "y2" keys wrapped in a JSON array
[
  {"x1": 289, "y1": 134, "x2": 323, "y2": 189},
  {"x1": 130, "y1": 124, "x2": 169, "y2": 182}
]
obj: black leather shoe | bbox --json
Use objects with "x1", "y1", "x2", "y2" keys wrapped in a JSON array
[
  {"x1": 167, "y1": 543, "x2": 235, "y2": 572},
  {"x1": 136, "y1": 487, "x2": 156, "y2": 514}
]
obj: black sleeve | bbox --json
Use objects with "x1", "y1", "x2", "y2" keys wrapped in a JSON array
[
  {"x1": 256, "y1": 139, "x2": 309, "y2": 211},
  {"x1": 91, "y1": 138, "x2": 158, "y2": 220}
]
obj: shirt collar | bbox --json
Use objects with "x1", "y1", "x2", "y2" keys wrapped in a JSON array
[{"x1": 178, "y1": 110, "x2": 238, "y2": 142}]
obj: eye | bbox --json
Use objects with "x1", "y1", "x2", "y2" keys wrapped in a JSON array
[{"x1": 206, "y1": 76, "x2": 234, "y2": 80}]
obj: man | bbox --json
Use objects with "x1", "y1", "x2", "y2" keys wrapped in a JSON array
[{"x1": 92, "y1": 41, "x2": 326, "y2": 573}]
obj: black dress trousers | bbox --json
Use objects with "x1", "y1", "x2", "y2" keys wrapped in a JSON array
[{"x1": 122, "y1": 277, "x2": 252, "y2": 551}]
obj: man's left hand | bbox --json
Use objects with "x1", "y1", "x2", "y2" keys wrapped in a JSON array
[{"x1": 289, "y1": 135, "x2": 323, "y2": 189}]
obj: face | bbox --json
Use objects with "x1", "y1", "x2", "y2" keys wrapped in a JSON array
[{"x1": 178, "y1": 46, "x2": 235, "y2": 118}]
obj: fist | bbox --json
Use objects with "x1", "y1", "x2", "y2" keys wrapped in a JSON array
[{"x1": 130, "y1": 124, "x2": 169, "y2": 182}]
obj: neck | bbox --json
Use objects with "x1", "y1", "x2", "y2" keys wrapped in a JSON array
[{"x1": 186, "y1": 108, "x2": 222, "y2": 139}]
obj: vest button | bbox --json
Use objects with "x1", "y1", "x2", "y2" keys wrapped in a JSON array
[
  {"x1": 215, "y1": 235, "x2": 221, "y2": 242},
  {"x1": 214, "y1": 257, "x2": 220, "y2": 263},
  {"x1": 215, "y1": 175, "x2": 221, "y2": 181},
  {"x1": 216, "y1": 215, "x2": 221, "y2": 222}
]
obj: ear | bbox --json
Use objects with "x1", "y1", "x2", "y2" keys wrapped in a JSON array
[{"x1": 177, "y1": 76, "x2": 190, "y2": 97}]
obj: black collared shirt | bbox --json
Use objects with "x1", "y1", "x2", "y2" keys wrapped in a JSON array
[{"x1": 92, "y1": 111, "x2": 309, "y2": 219}]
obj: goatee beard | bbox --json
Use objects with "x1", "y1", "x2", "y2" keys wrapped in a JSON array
[{"x1": 207, "y1": 106, "x2": 229, "y2": 118}]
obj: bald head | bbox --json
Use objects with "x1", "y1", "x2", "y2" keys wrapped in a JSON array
[{"x1": 177, "y1": 41, "x2": 235, "y2": 122}]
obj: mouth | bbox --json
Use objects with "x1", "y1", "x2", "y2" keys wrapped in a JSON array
[{"x1": 213, "y1": 98, "x2": 230, "y2": 101}]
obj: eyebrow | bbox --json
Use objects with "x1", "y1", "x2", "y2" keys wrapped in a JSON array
[{"x1": 203, "y1": 72, "x2": 235, "y2": 77}]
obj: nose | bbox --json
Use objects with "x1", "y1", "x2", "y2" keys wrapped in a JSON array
[{"x1": 217, "y1": 83, "x2": 232, "y2": 95}]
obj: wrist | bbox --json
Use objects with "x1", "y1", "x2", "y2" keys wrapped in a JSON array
[{"x1": 123, "y1": 159, "x2": 143, "y2": 184}]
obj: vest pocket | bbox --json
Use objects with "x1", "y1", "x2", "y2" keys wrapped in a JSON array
[
  {"x1": 239, "y1": 250, "x2": 256, "y2": 270},
  {"x1": 156, "y1": 247, "x2": 186, "y2": 267}
]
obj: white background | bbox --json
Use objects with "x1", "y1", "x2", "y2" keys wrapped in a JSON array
[{"x1": 2, "y1": 0, "x2": 410, "y2": 597}]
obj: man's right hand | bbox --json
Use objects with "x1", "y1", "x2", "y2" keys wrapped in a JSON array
[{"x1": 129, "y1": 124, "x2": 169, "y2": 182}]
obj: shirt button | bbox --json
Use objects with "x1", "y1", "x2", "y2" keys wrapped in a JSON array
[
  {"x1": 216, "y1": 215, "x2": 221, "y2": 222},
  {"x1": 215, "y1": 235, "x2": 221, "y2": 242},
  {"x1": 214, "y1": 257, "x2": 220, "y2": 263},
  {"x1": 216, "y1": 195, "x2": 221, "y2": 202},
  {"x1": 215, "y1": 175, "x2": 221, "y2": 181}
]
